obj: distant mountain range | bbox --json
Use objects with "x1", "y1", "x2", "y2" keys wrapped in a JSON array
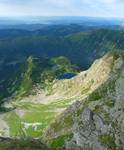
[{"x1": 0, "y1": 16, "x2": 124, "y2": 30}]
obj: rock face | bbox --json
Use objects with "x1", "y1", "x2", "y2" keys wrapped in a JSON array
[
  {"x1": 42, "y1": 52, "x2": 124, "y2": 150},
  {"x1": 66, "y1": 108, "x2": 114, "y2": 150},
  {"x1": 65, "y1": 53, "x2": 124, "y2": 150}
]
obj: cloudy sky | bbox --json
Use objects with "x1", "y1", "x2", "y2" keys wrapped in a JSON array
[{"x1": 0, "y1": 0, "x2": 124, "y2": 18}]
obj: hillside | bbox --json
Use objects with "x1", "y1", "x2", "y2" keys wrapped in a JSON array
[
  {"x1": 0, "y1": 51, "x2": 123, "y2": 150},
  {"x1": 0, "y1": 55, "x2": 79, "y2": 138},
  {"x1": 1, "y1": 28, "x2": 124, "y2": 101},
  {"x1": 0, "y1": 55, "x2": 78, "y2": 101},
  {"x1": 42, "y1": 52, "x2": 124, "y2": 150},
  {"x1": 1, "y1": 29, "x2": 124, "y2": 69},
  {"x1": 0, "y1": 26, "x2": 124, "y2": 88},
  {"x1": 0, "y1": 51, "x2": 124, "y2": 150},
  {"x1": 1, "y1": 26, "x2": 124, "y2": 150},
  {"x1": 0, "y1": 51, "x2": 122, "y2": 145}
]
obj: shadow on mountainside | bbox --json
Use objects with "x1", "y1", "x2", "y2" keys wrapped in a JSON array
[{"x1": 0, "y1": 137, "x2": 51, "y2": 150}]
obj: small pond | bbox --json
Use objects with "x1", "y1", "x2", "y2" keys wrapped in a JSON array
[{"x1": 57, "y1": 73, "x2": 76, "y2": 80}]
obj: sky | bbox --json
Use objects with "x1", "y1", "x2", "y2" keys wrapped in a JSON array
[{"x1": 0, "y1": 0, "x2": 124, "y2": 18}]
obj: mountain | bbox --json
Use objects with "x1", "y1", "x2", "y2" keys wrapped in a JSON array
[
  {"x1": 0, "y1": 51, "x2": 124, "y2": 150},
  {"x1": 0, "y1": 24, "x2": 94, "y2": 38},
  {"x1": 0, "y1": 56, "x2": 79, "y2": 138},
  {"x1": 0, "y1": 55, "x2": 78, "y2": 101},
  {"x1": 1, "y1": 28, "x2": 124, "y2": 69},
  {"x1": 0, "y1": 16, "x2": 123, "y2": 29},
  {"x1": 2, "y1": 28, "x2": 124, "y2": 101},
  {"x1": 1, "y1": 23, "x2": 124, "y2": 150},
  {"x1": 41, "y1": 51, "x2": 124, "y2": 150}
]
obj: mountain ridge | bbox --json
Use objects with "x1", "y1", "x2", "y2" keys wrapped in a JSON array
[
  {"x1": 2, "y1": 28, "x2": 124, "y2": 101},
  {"x1": 42, "y1": 51, "x2": 124, "y2": 150}
]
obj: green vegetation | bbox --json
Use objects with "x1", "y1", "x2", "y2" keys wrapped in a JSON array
[
  {"x1": 0, "y1": 107, "x2": 14, "y2": 112},
  {"x1": 98, "y1": 134, "x2": 116, "y2": 150},
  {"x1": 22, "y1": 111, "x2": 55, "y2": 136},
  {"x1": 49, "y1": 98, "x2": 75, "y2": 108},
  {"x1": 93, "y1": 106, "x2": 111, "y2": 124},
  {"x1": 50, "y1": 114, "x2": 73, "y2": 133},
  {"x1": 5, "y1": 102, "x2": 58, "y2": 138},
  {"x1": 93, "y1": 105, "x2": 103, "y2": 114},
  {"x1": 5, "y1": 112, "x2": 23, "y2": 137},
  {"x1": 89, "y1": 90, "x2": 102, "y2": 101},
  {"x1": 51, "y1": 56, "x2": 78, "y2": 73},
  {"x1": 89, "y1": 78, "x2": 116, "y2": 103},
  {"x1": 105, "y1": 98, "x2": 114, "y2": 107},
  {"x1": 19, "y1": 56, "x2": 34, "y2": 96},
  {"x1": 0, "y1": 138, "x2": 50, "y2": 150},
  {"x1": 50, "y1": 134, "x2": 73, "y2": 149},
  {"x1": 5, "y1": 96, "x2": 75, "y2": 138}
]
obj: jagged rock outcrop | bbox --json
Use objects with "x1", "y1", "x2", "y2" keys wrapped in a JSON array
[
  {"x1": 42, "y1": 52, "x2": 124, "y2": 150},
  {"x1": 65, "y1": 53, "x2": 124, "y2": 150}
]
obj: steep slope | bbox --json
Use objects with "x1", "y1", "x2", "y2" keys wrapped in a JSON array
[
  {"x1": 42, "y1": 52, "x2": 124, "y2": 150},
  {"x1": 50, "y1": 52, "x2": 114, "y2": 99}
]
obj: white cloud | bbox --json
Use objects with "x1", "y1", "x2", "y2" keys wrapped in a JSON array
[{"x1": 0, "y1": 0, "x2": 123, "y2": 18}]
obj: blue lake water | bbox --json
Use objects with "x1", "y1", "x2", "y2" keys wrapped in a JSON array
[{"x1": 57, "y1": 73, "x2": 76, "y2": 80}]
